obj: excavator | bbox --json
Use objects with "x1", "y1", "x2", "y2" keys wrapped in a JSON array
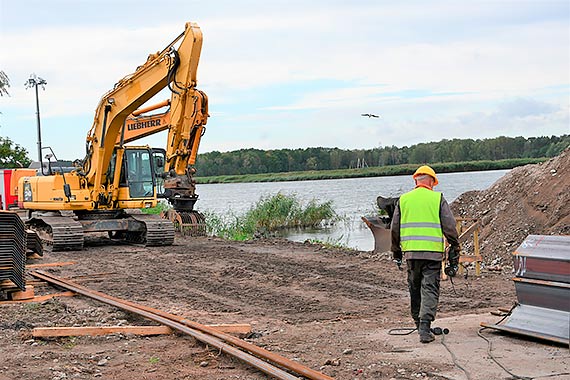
[{"x1": 17, "y1": 22, "x2": 209, "y2": 250}]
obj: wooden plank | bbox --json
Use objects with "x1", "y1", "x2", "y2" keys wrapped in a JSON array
[
  {"x1": 27, "y1": 262, "x2": 76, "y2": 268},
  {"x1": 0, "y1": 291, "x2": 75, "y2": 305},
  {"x1": 459, "y1": 255, "x2": 482, "y2": 263},
  {"x1": 31, "y1": 323, "x2": 252, "y2": 338},
  {"x1": 458, "y1": 221, "x2": 480, "y2": 244},
  {"x1": 32, "y1": 325, "x2": 172, "y2": 337}
]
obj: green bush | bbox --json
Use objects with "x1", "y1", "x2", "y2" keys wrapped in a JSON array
[{"x1": 205, "y1": 193, "x2": 338, "y2": 241}]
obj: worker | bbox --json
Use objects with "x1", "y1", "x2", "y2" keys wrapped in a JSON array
[{"x1": 390, "y1": 165, "x2": 460, "y2": 343}]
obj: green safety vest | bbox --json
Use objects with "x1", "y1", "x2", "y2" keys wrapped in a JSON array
[{"x1": 399, "y1": 187, "x2": 445, "y2": 253}]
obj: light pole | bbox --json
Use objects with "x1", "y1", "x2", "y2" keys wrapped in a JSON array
[{"x1": 25, "y1": 74, "x2": 47, "y2": 170}]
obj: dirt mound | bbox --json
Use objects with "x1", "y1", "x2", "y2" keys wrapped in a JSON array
[{"x1": 451, "y1": 148, "x2": 569, "y2": 267}]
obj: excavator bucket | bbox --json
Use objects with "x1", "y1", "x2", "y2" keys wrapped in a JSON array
[
  {"x1": 362, "y1": 196, "x2": 399, "y2": 254},
  {"x1": 161, "y1": 209, "x2": 206, "y2": 237}
]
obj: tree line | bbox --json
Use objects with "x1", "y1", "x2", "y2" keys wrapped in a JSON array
[
  {"x1": 195, "y1": 135, "x2": 570, "y2": 177},
  {"x1": 0, "y1": 71, "x2": 31, "y2": 168}
]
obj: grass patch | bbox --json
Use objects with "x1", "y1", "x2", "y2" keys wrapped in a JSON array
[
  {"x1": 205, "y1": 193, "x2": 338, "y2": 241},
  {"x1": 149, "y1": 356, "x2": 160, "y2": 364},
  {"x1": 141, "y1": 201, "x2": 171, "y2": 215},
  {"x1": 62, "y1": 337, "x2": 77, "y2": 349},
  {"x1": 304, "y1": 236, "x2": 353, "y2": 250}
]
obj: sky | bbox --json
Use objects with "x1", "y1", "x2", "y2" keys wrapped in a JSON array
[{"x1": 0, "y1": 0, "x2": 569, "y2": 161}]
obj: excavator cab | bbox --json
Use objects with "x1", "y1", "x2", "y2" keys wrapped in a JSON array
[
  {"x1": 108, "y1": 147, "x2": 158, "y2": 200},
  {"x1": 124, "y1": 149, "x2": 155, "y2": 198}
]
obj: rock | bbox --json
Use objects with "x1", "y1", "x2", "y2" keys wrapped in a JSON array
[
  {"x1": 96, "y1": 359, "x2": 108, "y2": 366},
  {"x1": 324, "y1": 358, "x2": 341, "y2": 366},
  {"x1": 342, "y1": 348, "x2": 353, "y2": 355},
  {"x1": 199, "y1": 361, "x2": 209, "y2": 367}
]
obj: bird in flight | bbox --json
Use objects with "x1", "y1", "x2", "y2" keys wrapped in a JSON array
[{"x1": 361, "y1": 113, "x2": 380, "y2": 118}]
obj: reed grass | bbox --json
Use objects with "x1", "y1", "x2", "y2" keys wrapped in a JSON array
[{"x1": 205, "y1": 193, "x2": 338, "y2": 241}]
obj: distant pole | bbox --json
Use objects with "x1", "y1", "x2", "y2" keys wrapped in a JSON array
[{"x1": 25, "y1": 74, "x2": 47, "y2": 166}]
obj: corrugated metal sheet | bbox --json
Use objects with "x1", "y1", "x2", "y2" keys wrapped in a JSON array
[
  {"x1": 482, "y1": 304, "x2": 569, "y2": 345},
  {"x1": 0, "y1": 211, "x2": 27, "y2": 291},
  {"x1": 484, "y1": 235, "x2": 570, "y2": 346},
  {"x1": 514, "y1": 235, "x2": 570, "y2": 282}
]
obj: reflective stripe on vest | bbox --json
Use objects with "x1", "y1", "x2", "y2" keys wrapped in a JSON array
[{"x1": 399, "y1": 187, "x2": 444, "y2": 253}]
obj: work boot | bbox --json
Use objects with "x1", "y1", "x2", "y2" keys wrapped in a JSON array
[
  {"x1": 418, "y1": 320, "x2": 435, "y2": 343},
  {"x1": 413, "y1": 319, "x2": 420, "y2": 329}
]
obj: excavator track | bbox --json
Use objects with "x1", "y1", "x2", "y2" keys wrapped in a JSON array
[
  {"x1": 27, "y1": 216, "x2": 84, "y2": 251},
  {"x1": 129, "y1": 213, "x2": 175, "y2": 246}
]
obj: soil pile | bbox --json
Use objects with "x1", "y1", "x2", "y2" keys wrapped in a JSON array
[{"x1": 451, "y1": 148, "x2": 569, "y2": 267}]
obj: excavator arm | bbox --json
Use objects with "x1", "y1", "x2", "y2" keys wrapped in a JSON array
[{"x1": 83, "y1": 22, "x2": 205, "y2": 200}]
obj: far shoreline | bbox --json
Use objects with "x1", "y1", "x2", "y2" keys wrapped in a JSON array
[{"x1": 195, "y1": 157, "x2": 544, "y2": 184}]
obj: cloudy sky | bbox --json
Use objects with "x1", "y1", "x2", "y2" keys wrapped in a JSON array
[{"x1": 0, "y1": 0, "x2": 568, "y2": 161}]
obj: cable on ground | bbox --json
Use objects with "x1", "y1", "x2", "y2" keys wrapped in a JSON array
[
  {"x1": 387, "y1": 327, "x2": 417, "y2": 335},
  {"x1": 477, "y1": 327, "x2": 570, "y2": 380},
  {"x1": 440, "y1": 333, "x2": 472, "y2": 380}
]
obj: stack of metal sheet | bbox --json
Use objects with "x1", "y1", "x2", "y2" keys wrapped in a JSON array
[
  {"x1": 483, "y1": 235, "x2": 570, "y2": 345},
  {"x1": 26, "y1": 230, "x2": 43, "y2": 257},
  {"x1": 0, "y1": 211, "x2": 27, "y2": 291}
]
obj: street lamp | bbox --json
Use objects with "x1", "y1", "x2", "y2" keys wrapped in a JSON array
[{"x1": 25, "y1": 74, "x2": 47, "y2": 171}]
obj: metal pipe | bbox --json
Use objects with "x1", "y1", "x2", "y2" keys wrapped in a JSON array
[
  {"x1": 132, "y1": 99, "x2": 170, "y2": 116},
  {"x1": 35, "y1": 83, "x2": 43, "y2": 167},
  {"x1": 101, "y1": 104, "x2": 112, "y2": 146},
  {"x1": 30, "y1": 271, "x2": 316, "y2": 380}
]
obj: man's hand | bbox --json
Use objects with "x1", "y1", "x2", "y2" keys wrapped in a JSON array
[
  {"x1": 448, "y1": 246, "x2": 460, "y2": 266},
  {"x1": 392, "y1": 250, "x2": 403, "y2": 271},
  {"x1": 444, "y1": 263, "x2": 459, "y2": 277},
  {"x1": 445, "y1": 246, "x2": 460, "y2": 277}
]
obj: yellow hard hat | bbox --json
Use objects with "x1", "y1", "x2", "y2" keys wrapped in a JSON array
[{"x1": 413, "y1": 165, "x2": 438, "y2": 186}]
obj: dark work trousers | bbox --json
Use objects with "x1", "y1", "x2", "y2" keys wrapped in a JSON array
[{"x1": 407, "y1": 259, "x2": 441, "y2": 322}]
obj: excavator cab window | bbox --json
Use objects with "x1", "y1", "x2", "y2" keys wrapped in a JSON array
[{"x1": 125, "y1": 149, "x2": 154, "y2": 198}]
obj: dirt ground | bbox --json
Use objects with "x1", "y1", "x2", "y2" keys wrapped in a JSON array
[
  {"x1": 1, "y1": 149, "x2": 569, "y2": 380},
  {"x1": 1, "y1": 235, "x2": 568, "y2": 380}
]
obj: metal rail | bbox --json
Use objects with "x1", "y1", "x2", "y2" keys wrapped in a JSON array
[{"x1": 31, "y1": 270, "x2": 334, "y2": 380}]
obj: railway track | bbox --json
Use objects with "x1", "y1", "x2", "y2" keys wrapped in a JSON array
[{"x1": 30, "y1": 270, "x2": 334, "y2": 380}]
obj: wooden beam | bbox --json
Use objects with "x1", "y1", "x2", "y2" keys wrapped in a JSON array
[
  {"x1": 458, "y1": 221, "x2": 480, "y2": 244},
  {"x1": 31, "y1": 323, "x2": 252, "y2": 338},
  {"x1": 32, "y1": 325, "x2": 172, "y2": 337},
  {"x1": 459, "y1": 255, "x2": 482, "y2": 263},
  {"x1": 27, "y1": 262, "x2": 77, "y2": 268},
  {"x1": 0, "y1": 291, "x2": 75, "y2": 305}
]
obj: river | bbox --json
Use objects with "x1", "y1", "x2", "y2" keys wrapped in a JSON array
[{"x1": 195, "y1": 169, "x2": 510, "y2": 251}]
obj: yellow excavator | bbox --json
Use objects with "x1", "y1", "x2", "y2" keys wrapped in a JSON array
[{"x1": 17, "y1": 22, "x2": 208, "y2": 250}]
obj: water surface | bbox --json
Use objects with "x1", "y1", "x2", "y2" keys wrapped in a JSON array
[{"x1": 196, "y1": 170, "x2": 509, "y2": 251}]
